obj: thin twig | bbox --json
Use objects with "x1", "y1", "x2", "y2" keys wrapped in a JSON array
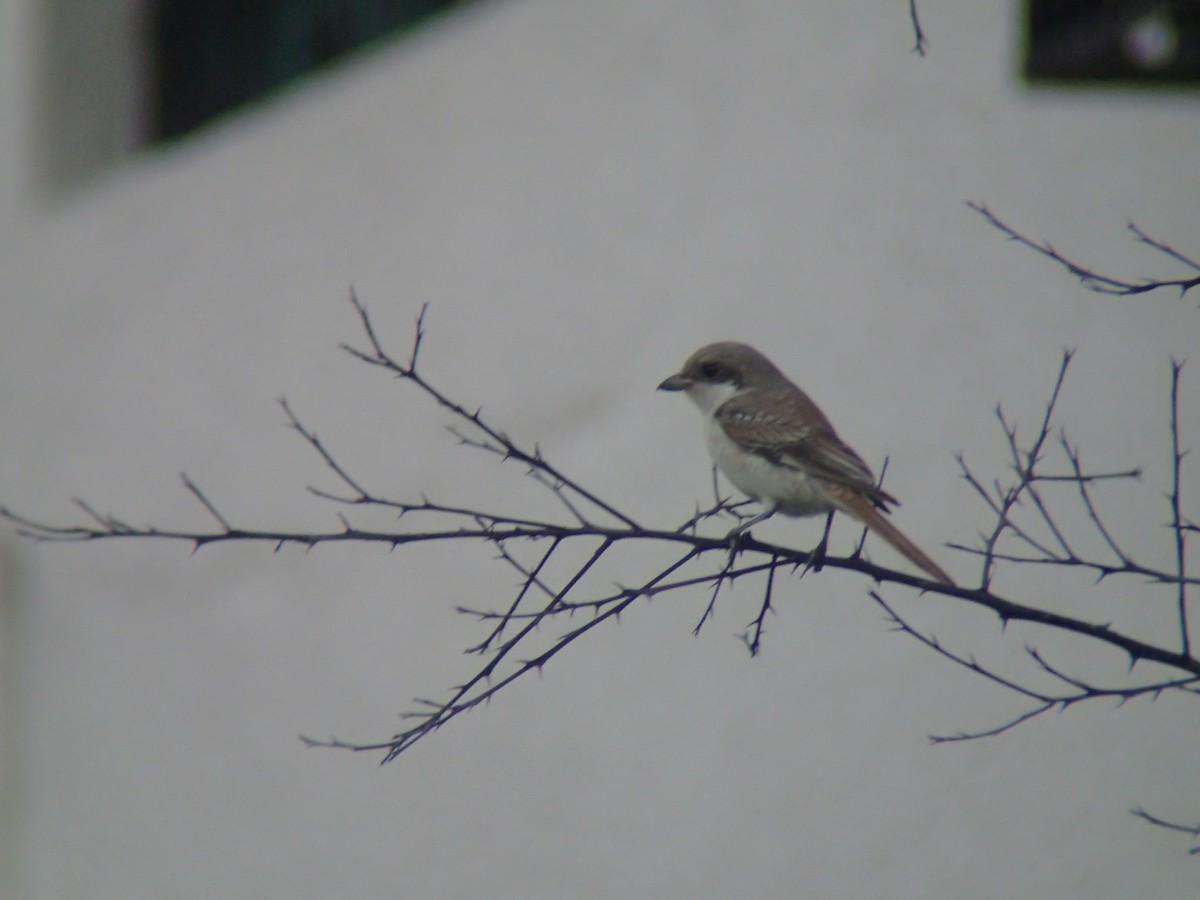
[
  {"x1": 743, "y1": 554, "x2": 780, "y2": 656},
  {"x1": 908, "y1": 0, "x2": 927, "y2": 56},
  {"x1": 341, "y1": 292, "x2": 641, "y2": 529},
  {"x1": 1131, "y1": 807, "x2": 1200, "y2": 853},
  {"x1": 969, "y1": 203, "x2": 1200, "y2": 299},
  {"x1": 1169, "y1": 358, "x2": 1190, "y2": 656}
]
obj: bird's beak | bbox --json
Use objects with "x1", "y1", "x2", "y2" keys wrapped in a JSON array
[{"x1": 657, "y1": 373, "x2": 692, "y2": 392}]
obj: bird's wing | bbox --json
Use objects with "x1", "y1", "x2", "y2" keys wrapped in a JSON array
[{"x1": 716, "y1": 387, "x2": 897, "y2": 508}]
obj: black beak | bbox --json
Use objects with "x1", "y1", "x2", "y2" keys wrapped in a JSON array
[{"x1": 657, "y1": 374, "x2": 691, "y2": 392}]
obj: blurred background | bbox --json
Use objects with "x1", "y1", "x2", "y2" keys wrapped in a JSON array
[{"x1": 2, "y1": 1, "x2": 1199, "y2": 896}]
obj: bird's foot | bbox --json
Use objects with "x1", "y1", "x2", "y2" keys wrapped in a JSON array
[
  {"x1": 808, "y1": 533, "x2": 829, "y2": 573},
  {"x1": 724, "y1": 523, "x2": 750, "y2": 559},
  {"x1": 804, "y1": 511, "x2": 835, "y2": 575}
]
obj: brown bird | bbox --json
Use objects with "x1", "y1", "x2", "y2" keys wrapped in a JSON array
[{"x1": 658, "y1": 341, "x2": 954, "y2": 586}]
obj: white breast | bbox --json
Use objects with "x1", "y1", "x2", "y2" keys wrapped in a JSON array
[{"x1": 702, "y1": 414, "x2": 833, "y2": 518}]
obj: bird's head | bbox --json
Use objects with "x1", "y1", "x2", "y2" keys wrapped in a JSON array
[{"x1": 657, "y1": 342, "x2": 783, "y2": 414}]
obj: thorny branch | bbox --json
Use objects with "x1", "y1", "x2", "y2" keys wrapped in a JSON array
[
  {"x1": 935, "y1": 351, "x2": 1198, "y2": 845},
  {"x1": 889, "y1": 348, "x2": 1200, "y2": 741},
  {"x1": 1170, "y1": 358, "x2": 1190, "y2": 657},
  {"x1": 968, "y1": 202, "x2": 1200, "y2": 299},
  {"x1": 2, "y1": 294, "x2": 932, "y2": 764},
  {"x1": 963, "y1": 207, "x2": 1200, "y2": 850},
  {"x1": 1, "y1": 289, "x2": 1196, "y2": 846}
]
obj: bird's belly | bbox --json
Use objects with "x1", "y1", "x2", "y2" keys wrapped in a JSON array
[{"x1": 705, "y1": 422, "x2": 832, "y2": 518}]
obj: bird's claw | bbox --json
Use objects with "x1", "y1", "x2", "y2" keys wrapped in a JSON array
[
  {"x1": 724, "y1": 524, "x2": 750, "y2": 558},
  {"x1": 808, "y1": 534, "x2": 828, "y2": 572}
]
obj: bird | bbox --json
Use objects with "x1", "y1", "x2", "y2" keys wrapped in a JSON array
[{"x1": 657, "y1": 341, "x2": 954, "y2": 586}]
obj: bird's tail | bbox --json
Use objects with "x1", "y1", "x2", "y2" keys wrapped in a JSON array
[{"x1": 834, "y1": 491, "x2": 955, "y2": 587}]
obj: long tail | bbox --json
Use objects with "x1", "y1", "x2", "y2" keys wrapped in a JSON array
[{"x1": 833, "y1": 492, "x2": 955, "y2": 587}]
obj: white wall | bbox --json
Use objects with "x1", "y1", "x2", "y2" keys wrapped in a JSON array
[
  {"x1": 2, "y1": 0, "x2": 1199, "y2": 896},
  {"x1": 0, "y1": 0, "x2": 34, "y2": 228}
]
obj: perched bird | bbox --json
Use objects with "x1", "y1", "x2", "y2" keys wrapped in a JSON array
[{"x1": 658, "y1": 341, "x2": 954, "y2": 586}]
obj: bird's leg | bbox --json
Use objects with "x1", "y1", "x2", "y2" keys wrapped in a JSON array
[
  {"x1": 809, "y1": 510, "x2": 835, "y2": 572},
  {"x1": 725, "y1": 507, "x2": 774, "y2": 548}
]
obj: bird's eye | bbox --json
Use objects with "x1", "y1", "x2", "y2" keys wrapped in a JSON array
[{"x1": 699, "y1": 361, "x2": 723, "y2": 381}]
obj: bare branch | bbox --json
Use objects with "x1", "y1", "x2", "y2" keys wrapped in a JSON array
[
  {"x1": 1058, "y1": 433, "x2": 1133, "y2": 565},
  {"x1": 874, "y1": 591, "x2": 1200, "y2": 746},
  {"x1": 1131, "y1": 807, "x2": 1200, "y2": 854},
  {"x1": 4, "y1": 293, "x2": 1198, "y2": 793},
  {"x1": 280, "y1": 395, "x2": 372, "y2": 501},
  {"x1": 743, "y1": 554, "x2": 782, "y2": 657},
  {"x1": 180, "y1": 474, "x2": 232, "y2": 530},
  {"x1": 469, "y1": 537, "x2": 563, "y2": 652},
  {"x1": 340, "y1": 291, "x2": 640, "y2": 530},
  {"x1": 1129, "y1": 222, "x2": 1200, "y2": 273},
  {"x1": 969, "y1": 202, "x2": 1200, "y2": 299},
  {"x1": 963, "y1": 352, "x2": 1079, "y2": 587},
  {"x1": 1169, "y1": 357, "x2": 1191, "y2": 656},
  {"x1": 908, "y1": 0, "x2": 927, "y2": 56},
  {"x1": 693, "y1": 545, "x2": 741, "y2": 637}
]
